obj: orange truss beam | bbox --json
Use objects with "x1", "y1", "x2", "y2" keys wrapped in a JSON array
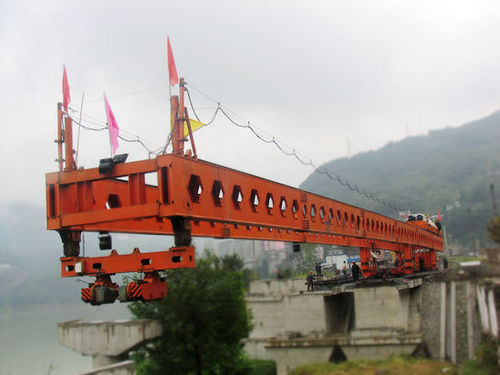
[
  {"x1": 46, "y1": 153, "x2": 443, "y2": 253},
  {"x1": 60, "y1": 247, "x2": 195, "y2": 277}
]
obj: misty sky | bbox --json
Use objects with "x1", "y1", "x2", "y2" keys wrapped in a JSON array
[{"x1": 1, "y1": 0, "x2": 500, "y2": 209}]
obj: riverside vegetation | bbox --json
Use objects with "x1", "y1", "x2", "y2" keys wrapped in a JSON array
[{"x1": 301, "y1": 111, "x2": 500, "y2": 251}]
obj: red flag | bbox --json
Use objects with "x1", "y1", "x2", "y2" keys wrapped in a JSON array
[
  {"x1": 437, "y1": 210, "x2": 442, "y2": 221},
  {"x1": 62, "y1": 66, "x2": 71, "y2": 112},
  {"x1": 167, "y1": 37, "x2": 179, "y2": 86},
  {"x1": 103, "y1": 93, "x2": 119, "y2": 155}
]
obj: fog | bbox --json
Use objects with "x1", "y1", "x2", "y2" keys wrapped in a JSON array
[
  {"x1": 1, "y1": 1, "x2": 500, "y2": 373},
  {"x1": 2, "y1": 1, "x2": 500, "y2": 208}
]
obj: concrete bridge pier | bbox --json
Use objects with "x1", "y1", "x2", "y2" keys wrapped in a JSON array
[
  {"x1": 340, "y1": 279, "x2": 424, "y2": 360},
  {"x1": 58, "y1": 319, "x2": 162, "y2": 374}
]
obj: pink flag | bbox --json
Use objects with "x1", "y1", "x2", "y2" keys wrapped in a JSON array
[
  {"x1": 62, "y1": 66, "x2": 71, "y2": 112},
  {"x1": 103, "y1": 94, "x2": 119, "y2": 155},
  {"x1": 167, "y1": 37, "x2": 179, "y2": 86}
]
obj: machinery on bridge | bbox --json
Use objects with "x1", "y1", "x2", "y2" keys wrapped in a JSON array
[{"x1": 46, "y1": 77, "x2": 443, "y2": 305}]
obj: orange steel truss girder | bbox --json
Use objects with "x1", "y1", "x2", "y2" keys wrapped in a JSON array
[
  {"x1": 60, "y1": 247, "x2": 195, "y2": 278},
  {"x1": 46, "y1": 154, "x2": 443, "y2": 252}
]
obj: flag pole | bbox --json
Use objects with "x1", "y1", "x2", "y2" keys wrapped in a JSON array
[
  {"x1": 169, "y1": 83, "x2": 172, "y2": 154},
  {"x1": 104, "y1": 93, "x2": 114, "y2": 158},
  {"x1": 167, "y1": 35, "x2": 179, "y2": 155},
  {"x1": 75, "y1": 92, "x2": 85, "y2": 166},
  {"x1": 106, "y1": 116, "x2": 113, "y2": 158},
  {"x1": 108, "y1": 127, "x2": 113, "y2": 158},
  {"x1": 168, "y1": 37, "x2": 172, "y2": 154}
]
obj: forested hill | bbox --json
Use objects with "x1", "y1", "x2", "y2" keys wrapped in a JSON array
[{"x1": 300, "y1": 111, "x2": 500, "y2": 250}]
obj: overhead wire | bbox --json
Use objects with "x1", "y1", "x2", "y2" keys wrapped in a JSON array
[
  {"x1": 68, "y1": 108, "x2": 165, "y2": 157},
  {"x1": 65, "y1": 81, "x2": 404, "y2": 212},
  {"x1": 75, "y1": 93, "x2": 85, "y2": 166},
  {"x1": 70, "y1": 116, "x2": 107, "y2": 132},
  {"x1": 69, "y1": 106, "x2": 164, "y2": 146},
  {"x1": 185, "y1": 83, "x2": 404, "y2": 213},
  {"x1": 69, "y1": 84, "x2": 171, "y2": 107}
]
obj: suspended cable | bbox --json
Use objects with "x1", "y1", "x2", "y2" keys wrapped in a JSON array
[
  {"x1": 184, "y1": 84, "x2": 404, "y2": 213},
  {"x1": 69, "y1": 115, "x2": 164, "y2": 157},
  {"x1": 65, "y1": 80, "x2": 404, "y2": 212},
  {"x1": 70, "y1": 117, "x2": 107, "y2": 132},
  {"x1": 69, "y1": 106, "x2": 165, "y2": 149},
  {"x1": 160, "y1": 132, "x2": 173, "y2": 155},
  {"x1": 69, "y1": 84, "x2": 170, "y2": 107},
  {"x1": 75, "y1": 93, "x2": 85, "y2": 166}
]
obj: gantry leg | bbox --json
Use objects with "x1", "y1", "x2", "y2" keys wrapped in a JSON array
[{"x1": 58, "y1": 230, "x2": 81, "y2": 257}]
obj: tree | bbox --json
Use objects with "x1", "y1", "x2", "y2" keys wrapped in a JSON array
[
  {"x1": 299, "y1": 243, "x2": 320, "y2": 274},
  {"x1": 128, "y1": 252, "x2": 252, "y2": 375}
]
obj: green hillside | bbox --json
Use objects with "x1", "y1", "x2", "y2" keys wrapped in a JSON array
[{"x1": 300, "y1": 111, "x2": 500, "y2": 252}]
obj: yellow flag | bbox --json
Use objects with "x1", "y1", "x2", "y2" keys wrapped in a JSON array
[{"x1": 184, "y1": 119, "x2": 204, "y2": 137}]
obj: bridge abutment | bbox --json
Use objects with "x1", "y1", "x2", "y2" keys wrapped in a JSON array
[{"x1": 245, "y1": 276, "x2": 485, "y2": 375}]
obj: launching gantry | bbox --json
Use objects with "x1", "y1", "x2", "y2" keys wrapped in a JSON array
[{"x1": 46, "y1": 78, "x2": 443, "y2": 305}]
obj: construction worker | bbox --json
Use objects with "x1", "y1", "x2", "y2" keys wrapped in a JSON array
[
  {"x1": 315, "y1": 262, "x2": 322, "y2": 276},
  {"x1": 351, "y1": 262, "x2": 361, "y2": 281},
  {"x1": 307, "y1": 271, "x2": 315, "y2": 291},
  {"x1": 419, "y1": 257, "x2": 425, "y2": 271}
]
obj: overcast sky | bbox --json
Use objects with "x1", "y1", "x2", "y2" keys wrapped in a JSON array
[{"x1": 1, "y1": 0, "x2": 500, "y2": 209}]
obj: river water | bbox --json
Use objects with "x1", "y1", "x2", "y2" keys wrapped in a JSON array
[{"x1": 0, "y1": 302, "x2": 131, "y2": 375}]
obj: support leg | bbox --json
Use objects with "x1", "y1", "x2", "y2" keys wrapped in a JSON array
[
  {"x1": 58, "y1": 230, "x2": 81, "y2": 257},
  {"x1": 170, "y1": 216, "x2": 192, "y2": 246},
  {"x1": 403, "y1": 246, "x2": 416, "y2": 274}
]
